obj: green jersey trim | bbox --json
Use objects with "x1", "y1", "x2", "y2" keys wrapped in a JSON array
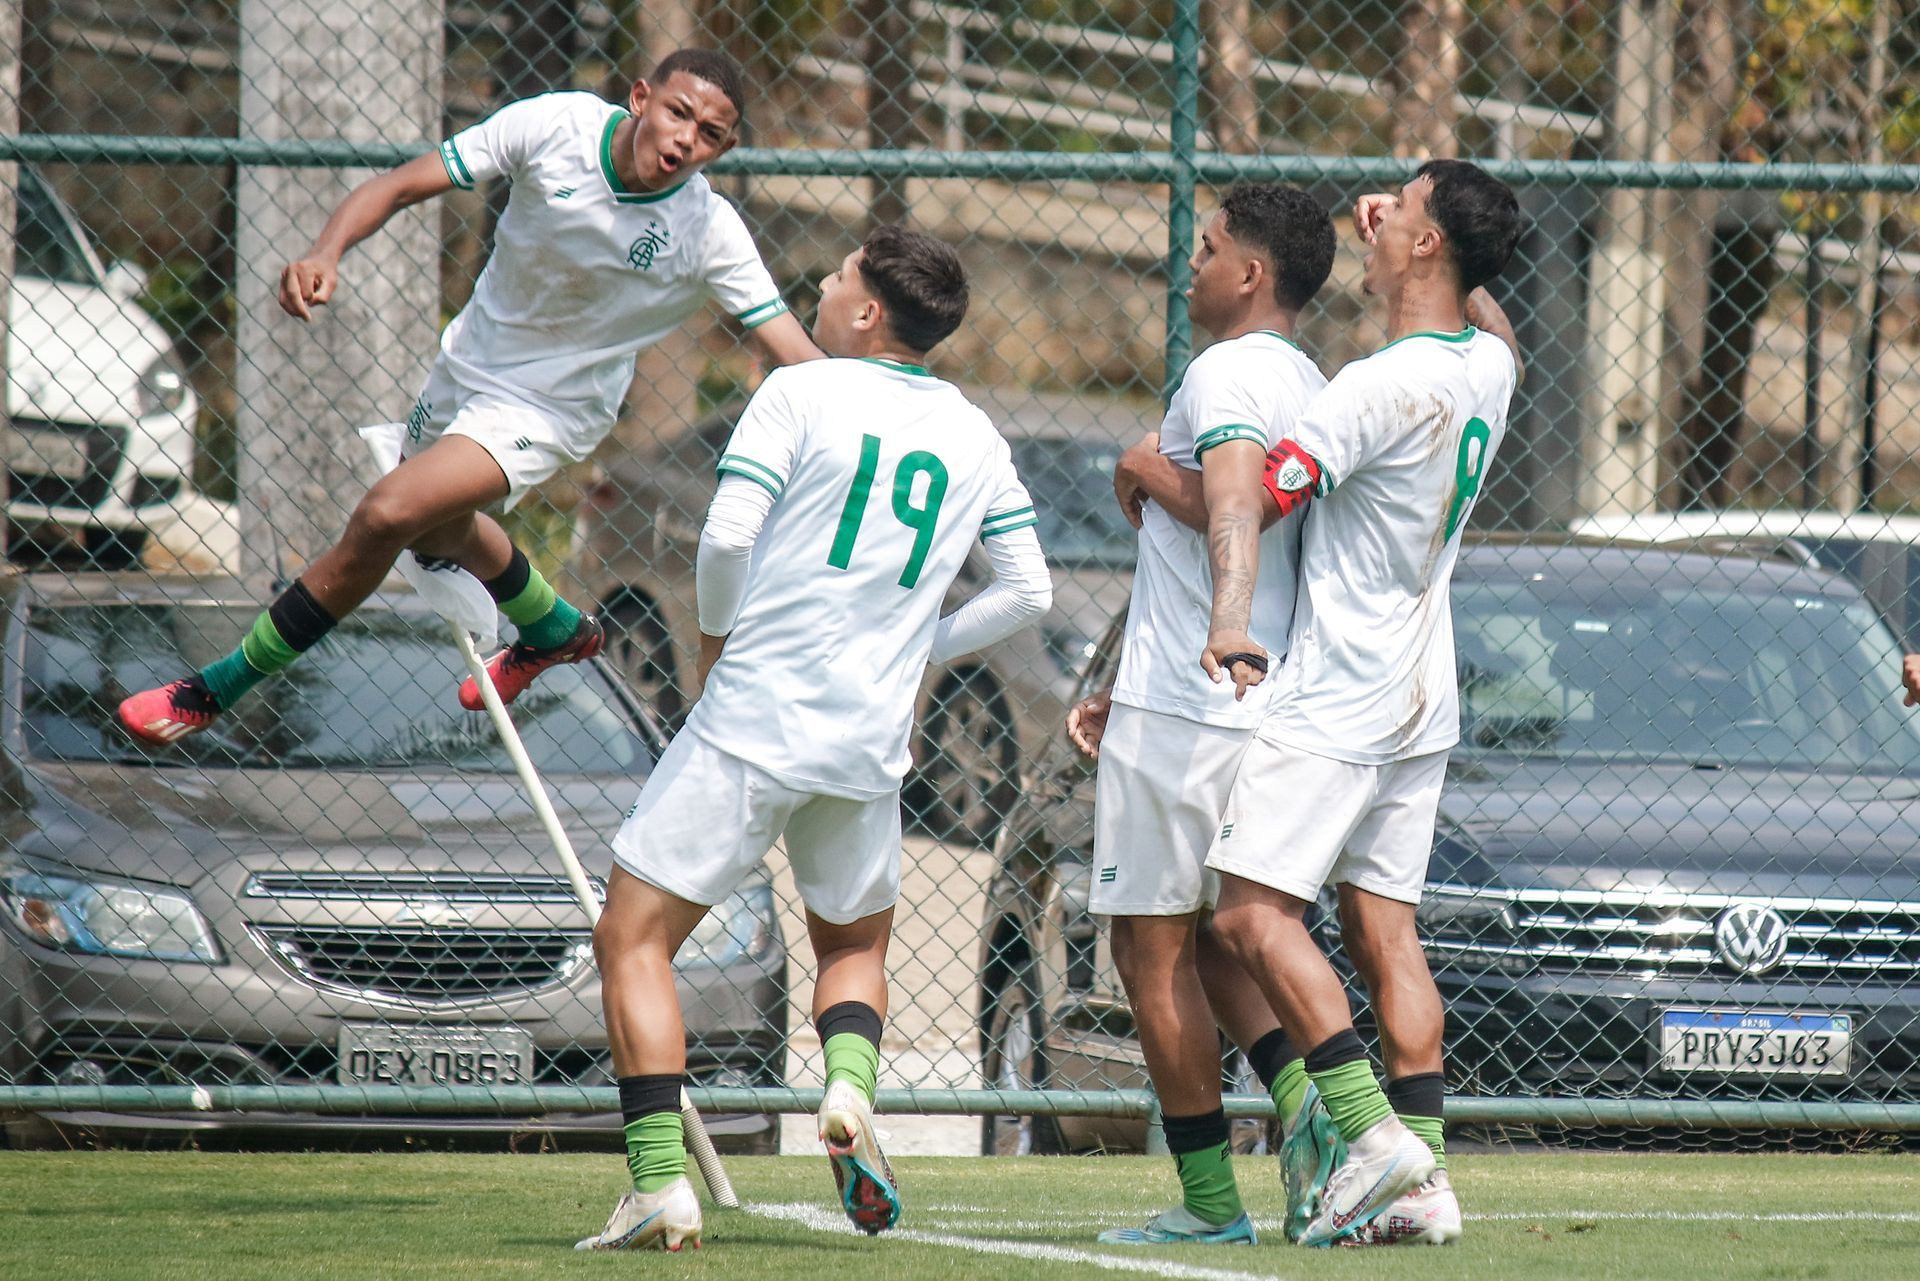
[
  {"x1": 859, "y1": 357, "x2": 934, "y2": 377},
  {"x1": 1193, "y1": 423, "x2": 1270, "y2": 457},
  {"x1": 735, "y1": 298, "x2": 790, "y2": 328},
  {"x1": 598, "y1": 111, "x2": 689, "y2": 205},
  {"x1": 716, "y1": 454, "x2": 786, "y2": 498},
  {"x1": 980, "y1": 505, "x2": 1038, "y2": 537},
  {"x1": 439, "y1": 139, "x2": 475, "y2": 190},
  {"x1": 1377, "y1": 325, "x2": 1477, "y2": 353}
]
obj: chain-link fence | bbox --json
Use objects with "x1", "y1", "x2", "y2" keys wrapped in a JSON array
[{"x1": 3, "y1": 0, "x2": 1920, "y2": 1156}]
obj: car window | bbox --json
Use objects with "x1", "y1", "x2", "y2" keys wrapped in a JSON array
[
  {"x1": 1009, "y1": 436, "x2": 1138, "y2": 570},
  {"x1": 1454, "y1": 577, "x2": 1920, "y2": 774},
  {"x1": 21, "y1": 602, "x2": 660, "y2": 774},
  {"x1": 16, "y1": 171, "x2": 99, "y2": 287}
]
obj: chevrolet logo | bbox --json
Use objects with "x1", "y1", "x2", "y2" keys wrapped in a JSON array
[{"x1": 392, "y1": 897, "x2": 472, "y2": 926}]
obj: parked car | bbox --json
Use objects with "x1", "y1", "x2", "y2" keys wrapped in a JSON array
[
  {"x1": 1573, "y1": 509, "x2": 1920, "y2": 649},
  {"x1": 977, "y1": 537, "x2": 1920, "y2": 1153},
  {"x1": 573, "y1": 384, "x2": 1150, "y2": 845},
  {"x1": 6, "y1": 168, "x2": 204, "y2": 564},
  {"x1": 0, "y1": 571, "x2": 786, "y2": 1150}
]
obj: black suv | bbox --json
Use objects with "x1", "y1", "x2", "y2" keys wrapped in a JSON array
[{"x1": 977, "y1": 539, "x2": 1920, "y2": 1153}]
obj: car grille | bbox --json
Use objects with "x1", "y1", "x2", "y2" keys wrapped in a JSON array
[
  {"x1": 5, "y1": 417, "x2": 125, "y2": 509},
  {"x1": 250, "y1": 924, "x2": 593, "y2": 1004},
  {"x1": 1422, "y1": 886, "x2": 1920, "y2": 981},
  {"x1": 245, "y1": 870, "x2": 602, "y2": 904}
]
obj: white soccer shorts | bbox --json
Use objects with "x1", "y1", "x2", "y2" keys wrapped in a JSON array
[
  {"x1": 1089, "y1": 702, "x2": 1255, "y2": 916},
  {"x1": 401, "y1": 395, "x2": 577, "y2": 511},
  {"x1": 611, "y1": 729, "x2": 903, "y2": 926},
  {"x1": 1205, "y1": 737, "x2": 1449, "y2": 905}
]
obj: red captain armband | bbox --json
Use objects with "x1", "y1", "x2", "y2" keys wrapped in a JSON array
[{"x1": 1263, "y1": 440, "x2": 1323, "y2": 516}]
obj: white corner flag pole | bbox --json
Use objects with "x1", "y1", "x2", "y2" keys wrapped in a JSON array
[{"x1": 448, "y1": 620, "x2": 740, "y2": 1209}]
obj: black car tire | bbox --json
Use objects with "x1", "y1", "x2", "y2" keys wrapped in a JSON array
[
  {"x1": 979, "y1": 962, "x2": 1064, "y2": 1156},
  {"x1": 910, "y1": 670, "x2": 1019, "y2": 847},
  {"x1": 601, "y1": 594, "x2": 685, "y2": 728}
]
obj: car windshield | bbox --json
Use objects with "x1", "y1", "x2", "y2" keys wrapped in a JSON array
[
  {"x1": 1010, "y1": 436, "x2": 1138, "y2": 570},
  {"x1": 17, "y1": 171, "x2": 98, "y2": 286},
  {"x1": 22, "y1": 602, "x2": 659, "y2": 773},
  {"x1": 1454, "y1": 575, "x2": 1920, "y2": 775}
]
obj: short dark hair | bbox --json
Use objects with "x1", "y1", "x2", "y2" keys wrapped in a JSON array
[
  {"x1": 1219, "y1": 183, "x2": 1336, "y2": 311},
  {"x1": 857, "y1": 225, "x2": 970, "y2": 353},
  {"x1": 1415, "y1": 159, "x2": 1521, "y2": 293},
  {"x1": 650, "y1": 49, "x2": 749, "y2": 120}
]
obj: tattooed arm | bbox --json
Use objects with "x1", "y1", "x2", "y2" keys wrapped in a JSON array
[{"x1": 1197, "y1": 439, "x2": 1270, "y2": 699}]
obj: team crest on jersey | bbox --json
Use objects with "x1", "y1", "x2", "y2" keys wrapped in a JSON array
[
  {"x1": 1271, "y1": 456, "x2": 1313, "y2": 493},
  {"x1": 627, "y1": 222, "x2": 670, "y2": 270}
]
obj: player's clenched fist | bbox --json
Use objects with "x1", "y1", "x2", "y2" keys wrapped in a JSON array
[
  {"x1": 1066, "y1": 687, "x2": 1113, "y2": 759},
  {"x1": 1352, "y1": 192, "x2": 1397, "y2": 245},
  {"x1": 279, "y1": 256, "x2": 340, "y2": 321},
  {"x1": 1902, "y1": 654, "x2": 1920, "y2": 706},
  {"x1": 1201, "y1": 630, "x2": 1267, "y2": 701}
]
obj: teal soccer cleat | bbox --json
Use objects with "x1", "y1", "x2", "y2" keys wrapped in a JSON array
[
  {"x1": 1097, "y1": 1207, "x2": 1258, "y2": 1246},
  {"x1": 1280, "y1": 1082, "x2": 1348, "y2": 1243}
]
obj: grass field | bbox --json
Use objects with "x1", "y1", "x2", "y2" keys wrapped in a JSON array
[{"x1": 3, "y1": 1151, "x2": 1917, "y2": 1280}]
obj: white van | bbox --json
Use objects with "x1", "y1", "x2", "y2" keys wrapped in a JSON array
[
  {"x1": 1573, "y1": 509, "x2": 1920, "y2": 649},
  {"x1": 6, "y1": 168, "x2": 211, "y2": 565}
]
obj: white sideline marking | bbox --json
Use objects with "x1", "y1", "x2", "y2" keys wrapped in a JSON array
[
  {"x1": 749, "y1": 1202, "x2": 1292, "y2": 1281},
  {"x1": 1475, "y1": 1210, "x2": 1920, "y2": 1224}
]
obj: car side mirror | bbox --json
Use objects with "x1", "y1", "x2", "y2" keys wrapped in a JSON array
[{"x1": 103, "y1": 261, "x2": 146, "y2": 301}]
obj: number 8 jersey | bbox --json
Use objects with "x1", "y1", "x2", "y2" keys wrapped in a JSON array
[
  {"x1": 687, "y1": 357, "x2": 1041, "y2": 798},
  {"x1": 1260, "y1": 327, "x2": 1517, "y2": 765}
]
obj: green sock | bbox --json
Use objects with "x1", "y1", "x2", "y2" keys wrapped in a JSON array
[
  {"x1": 622, "y1": 1110, "x2": 685, "y2": 1193},
  {"x1": 1270, "y1": 1057, "x2": 1311, "y2": 1129},
  {"x1": 1308, "y1": 1059, "x2": 1394, "y2": 1144},
  {"x1": 1173, "y1": 1140, "x2": 1244, "y2": 1226},
  {"x1": 198, "y1": 611, "x2": 298, "y2": 708},
  {"x1": 1400, "y1": 1113, "x2": 1447, "y2": 1169},
  {"x1": 823, "y1": 1031, "x2": 880, "y2": 1103},
  {"x1": 497, "y1": 565, "x2": 581, "y2": 650}
]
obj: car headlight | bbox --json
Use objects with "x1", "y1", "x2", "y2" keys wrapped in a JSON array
[
  {"x1": 0, "y1": 861, "x2": 220, "y2": 962},
  {"x1": 1415, "y1": 887, "x2": 1516, "y2": 941},
  {"x1": 135, "y1": 354, "x2": 189, "y2": 417},
  {"x1": 674, "y1": 883, "x2": 776, "y2": 969}
]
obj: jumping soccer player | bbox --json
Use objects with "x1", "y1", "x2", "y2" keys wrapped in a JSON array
[
  {"x1": 1116, "y1": 159, "x2": 1522, "y2": 1246},
  {"x1": 576, "y1": 226, "x2": 1052, "y2": 1252},
  {"x1": 1065, "y1": 184, "x2": 1343, "y2": 1247},
  {"x1": 118, "y1": 49, "x2": 821, "y2": 745}
]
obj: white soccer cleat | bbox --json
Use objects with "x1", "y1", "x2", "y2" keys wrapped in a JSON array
[
  {"x1": 818, "y1": 1079, "x2": 902, "y2": 1234},
  {"x1": 1297, "y1": 1115, "x2": 1437, "y2": 1248},
  {"x1": 1340, "y1": 1169, "x2": 1462, "y2": 1247},
  {"x1": 573, "y1": 1175, "x2": 702, "y2": 1252}
]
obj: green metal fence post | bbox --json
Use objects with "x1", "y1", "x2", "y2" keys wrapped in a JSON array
[{"x1": 1163, "y1": 0, "x2": 1202, "y2": 401}]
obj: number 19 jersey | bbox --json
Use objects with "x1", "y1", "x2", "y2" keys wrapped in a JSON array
[
  {"x1": 687, "y1": 358, "x2": 1040, "y2": 798},
  {"x1": 1262, "y1": 327, "x2": 1517, "y2": 764}
]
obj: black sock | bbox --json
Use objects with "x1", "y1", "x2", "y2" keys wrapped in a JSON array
[
  {"x1": 617, "y1": 1073, "x2": 683, "y2": 1128},
  {"x1": 1246, "y1": 1028, "x2": 1298, "y2": 1091},
  {"x1": 482, "y1": 547, "x2": 532, "y2": 603}
]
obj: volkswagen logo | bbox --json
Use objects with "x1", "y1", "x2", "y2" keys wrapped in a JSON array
[{"x1": 1713, "y1": 902, "x2": 1791, "y2": 975}]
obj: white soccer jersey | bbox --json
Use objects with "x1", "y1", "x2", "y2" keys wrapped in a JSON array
[
  {"x1": 687, "y1": 358, "x2": 1040, "y2": 798},
  {"x1": 1111, "y1": 331, "x2": 1323, "y2": 728},
  {"x1": 1261, "y1": 326, "x2": 1518, "y2": 764},
  {"x1": 414, "y1": 92, "x2": 786, "y2": 453}
]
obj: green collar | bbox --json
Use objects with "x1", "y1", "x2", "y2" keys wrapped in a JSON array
[
  {"x1": 598, "y1": 111, "x2": 688, "y2": 205},
  {"x1": 1378, "y1": 325, "x2": 1477, "y2": 353},
  {"x1": 859, "y1": 356, "x2": 934, "y2": 377},
  {"x1": 1254, "y1": 329, "x2": 1305, "y2": 352}
]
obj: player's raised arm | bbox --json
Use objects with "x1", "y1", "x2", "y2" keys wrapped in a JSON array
[
  {"x1": 1465, "y1": 286, "x2": 1525, "y2": 386},
  {"x1": 279, "y1": 151, "x2": 454, "y2": 320},
  {"x1": 747, "y1": 309, "x2": 827, "y2": 366}
]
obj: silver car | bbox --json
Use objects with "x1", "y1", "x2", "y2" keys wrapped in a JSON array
[
  {"x1": 572, "y1": 385, "x2": 1149, "y2": 845},
  {"x1": 0, "y1": 572, "x2": 786, "y2": 1150}
]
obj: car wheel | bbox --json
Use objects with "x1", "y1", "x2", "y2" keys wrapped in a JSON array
[
  {"x1": 911, "y1": 670, "x2": 1018, "y2": 847},
  {"x1": 602, "y1": 594, "x2": 684, "y2": 727},
  {"x1": 979, "y1": 963, "x2": 1064, "y2": 1156}
]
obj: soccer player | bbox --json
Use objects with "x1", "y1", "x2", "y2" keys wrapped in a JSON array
[
  {"x1": 575, "y1": 226, "x2": 1052, "y2": 1251},
  {"x1": 117, "y1": 49, "x2": 821, "y2": 745},
  {"x1": 1064, "y1": 184, "x2": 1340, "y2": 1247},
  {"x1": 1115, "y1": 159, "x2": 1522, "y2": 1246}
]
